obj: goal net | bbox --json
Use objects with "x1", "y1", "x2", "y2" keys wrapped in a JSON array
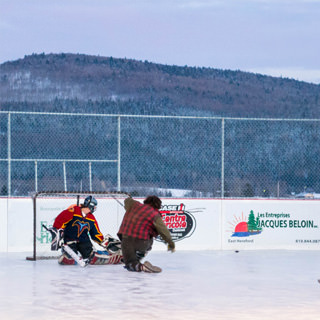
[{"x1": 26, "y1": 190, "x2": 130, "y2": 261}]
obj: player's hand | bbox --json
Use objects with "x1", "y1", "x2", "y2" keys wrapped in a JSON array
[{"x1": 167, "y1": 242, "x2": 175, "y2": 253}]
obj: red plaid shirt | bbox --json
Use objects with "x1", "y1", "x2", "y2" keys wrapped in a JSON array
[{"x1": 118, "y1": 199, "x2": 160, "y2": 240}]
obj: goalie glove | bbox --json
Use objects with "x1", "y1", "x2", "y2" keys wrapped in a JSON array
[
  {"x1": 100, "y1": 234, "x2": 122, "y2": 254},
  {"x1": 48, "y1": 227, "x2": 64, "y2": 251}
]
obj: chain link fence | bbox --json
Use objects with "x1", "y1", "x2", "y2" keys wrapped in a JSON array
[{"x1": 0, "y1": 111, "x2": 319, "y2": 198}]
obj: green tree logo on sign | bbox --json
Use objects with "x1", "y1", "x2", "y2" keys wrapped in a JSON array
[{"x1": 248, "y1": 210, "x2": 262, "y2": 233}]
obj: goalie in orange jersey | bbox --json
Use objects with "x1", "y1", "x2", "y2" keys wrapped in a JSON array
[{"x1": 49, "y1": 195, "x2": 122, "y2": 266}]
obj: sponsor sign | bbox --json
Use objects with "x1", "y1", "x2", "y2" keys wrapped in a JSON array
[
  {"x1": 224, "y1": 200, "x2": 320, "y2": 249},
  {"x1": 157, "y1": 203, "x2": 197, "y2": 242}
]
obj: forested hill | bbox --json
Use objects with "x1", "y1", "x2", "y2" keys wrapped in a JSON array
[{"x1": 0, "y1": 53, "x2": 319, "y2": 118}]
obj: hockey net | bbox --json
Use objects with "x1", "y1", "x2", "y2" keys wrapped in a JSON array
[{"x1": 26, "y1": 190, "x2": 130, "y2": 261}]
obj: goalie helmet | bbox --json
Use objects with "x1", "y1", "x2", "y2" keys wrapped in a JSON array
[{"x1": 83, "y1": 195, "x2": 98, "y2": 213}]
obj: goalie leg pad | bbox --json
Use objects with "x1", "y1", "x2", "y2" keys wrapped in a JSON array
[
  {"x1": 58, "y1": 254, "x2": 76, "y2": 265},
  {"x1": 108, "y1": 253, "x2": 123, "y2": 265},
  {"x1": 89, "y1": 251, "x2": 123, "y2": 265}
]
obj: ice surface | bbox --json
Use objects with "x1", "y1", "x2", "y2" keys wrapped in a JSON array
[{"x1": 0, "y1": 250, "x2": 320, "y2": 320}]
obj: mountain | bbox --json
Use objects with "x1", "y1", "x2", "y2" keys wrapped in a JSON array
[
  {"x1": 0, "y1": 53, "x2": 319, "y2": 118},
  {"x1": 1, "y1": 53, "x2": 320, "y2": 198}
]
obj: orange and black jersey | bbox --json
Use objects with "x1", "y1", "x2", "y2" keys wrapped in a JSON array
[{"x1": 53, "y1": 206, "x2": 104, "y2": 244}]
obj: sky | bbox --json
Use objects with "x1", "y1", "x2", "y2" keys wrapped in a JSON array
[{"x1": 0, "y1": 0, "x2": 320, "y2": 84}]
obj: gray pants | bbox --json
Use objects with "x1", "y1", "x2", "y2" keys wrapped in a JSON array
[{"x1": 121, "y1": 235, "x2": 153, "y2": 271}]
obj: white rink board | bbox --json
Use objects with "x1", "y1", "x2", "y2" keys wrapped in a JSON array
[
  {"x1": 0, "y1": 197, "x2": 320, "y2": 252},
  {"x1": 6, "y1": 198, "x2": 34, "y2": 251},
  {"x1": 0, "y1": 198, "x2": 8, "y2": 252},
  {"x1": 153, "y1": 198, "x2": 222, "y2": 251}
]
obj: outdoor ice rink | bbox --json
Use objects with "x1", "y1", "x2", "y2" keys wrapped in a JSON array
[{"x1": 0, "y1": 250, "x2": 320, "y2": 320}]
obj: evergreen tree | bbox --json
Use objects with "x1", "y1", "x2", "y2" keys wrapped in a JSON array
[{"x1": 247, "y1": 210, "x2": 261, "y2": 232}]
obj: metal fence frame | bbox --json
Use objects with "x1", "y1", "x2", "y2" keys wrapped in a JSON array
[{"x1": 1, "y1": 110, "x2": 319, "y2": 197}]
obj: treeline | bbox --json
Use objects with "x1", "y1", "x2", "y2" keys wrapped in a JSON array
[{"x1": 1, "y1": 53, "x2": 319, "y2": 118}]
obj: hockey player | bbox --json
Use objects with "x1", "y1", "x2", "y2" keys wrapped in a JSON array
[
  {"x1": 117, "y1": 195, "x2": 175, "y2": 273},
  {"x1": 49, "y1": 195, "x2": 122, "y2": 266}
]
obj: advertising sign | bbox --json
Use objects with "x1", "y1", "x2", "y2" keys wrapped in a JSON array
[
  {"x1": 223, "y1": 200, "x2": 320, "y2": 250},
  {"x1": 153, "y1": 199, "x2": 222, "y2": 250},
  {"x1": 158, "y1": 203, "x2": 196, "y2": 242}
]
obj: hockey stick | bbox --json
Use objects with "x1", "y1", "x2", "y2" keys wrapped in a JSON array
[
  {"x1": 42, "y1": 224, "x2": 87, "y2": 267},
  {"x1": 62, "y1": 244, "x2": 87, "y2": 267},
  {"x1": 111, "y1": 194, "x2": 125, "y2": 207}
]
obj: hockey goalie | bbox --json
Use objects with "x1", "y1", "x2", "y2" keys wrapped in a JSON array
[{"x1": 47, "y1": 195, "x2": 123, "y2": 266}]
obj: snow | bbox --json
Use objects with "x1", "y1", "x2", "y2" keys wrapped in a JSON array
[{"x1": 0, "y1": 250, "x2": 320, "y2": 320}]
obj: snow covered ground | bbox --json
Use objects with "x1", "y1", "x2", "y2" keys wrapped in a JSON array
[{"x1": 0, "y1": 250, "x2": 319, "y2": 320}]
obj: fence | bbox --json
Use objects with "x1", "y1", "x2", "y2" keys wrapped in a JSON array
[{"x1": 1, "y1": 110, "x2": 320, "y2": 198}]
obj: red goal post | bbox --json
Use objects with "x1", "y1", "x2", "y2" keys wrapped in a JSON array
[{"x1": 26, "y1": 190, "x2": 130, "y2": 261}]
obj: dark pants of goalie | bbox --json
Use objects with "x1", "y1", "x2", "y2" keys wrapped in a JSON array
[
  {"x1": 65, "y1": 241, "x2": 93, "y2": 259},
  {"x1": 121, "y1": 235, "x2": 152, "y2": 272}
]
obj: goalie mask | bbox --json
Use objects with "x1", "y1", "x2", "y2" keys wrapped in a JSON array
[{"x1": 83, "y1": 196, "x2": 98, "y2": 213}]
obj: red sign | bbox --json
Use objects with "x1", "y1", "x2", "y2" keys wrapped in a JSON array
[{"x1": 157, "y1": 203, "x2": 196, "y2": 242}]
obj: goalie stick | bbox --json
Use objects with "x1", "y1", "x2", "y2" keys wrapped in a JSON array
[
  {"x1": 42, "y1": 224, "x2": 87, "y2": 267},
  {"x1": 62, "y1": 244, "x2": 87, "y2": 267}
]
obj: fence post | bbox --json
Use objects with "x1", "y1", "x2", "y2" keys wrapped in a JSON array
[
  {"x1": 34, "y1": 161, "x2": 38, "y2": 192},
  {"x1": 7, "y1": 112, "x2": 11, "y2": 196},
  {"x1": 117, "y1": 116, "x2": 121, "y2": 191},
  {"x1": 89, "y1": 161, "x2": 92, "y2": 191},
  {"x1": 63, "y1": 161, "x2": 67, "y2": 191},
  {"x1": 221, "y1": 118, "x2": 225, "y2": 198}
]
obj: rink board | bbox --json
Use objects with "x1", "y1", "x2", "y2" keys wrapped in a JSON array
[{"x1": 0, "y1": 197, "x2": 319, "y2": 252}]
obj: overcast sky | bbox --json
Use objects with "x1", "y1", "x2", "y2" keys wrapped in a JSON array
[{"x1": 1, "y1": 0, "x2": 319, "y2": 84}]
